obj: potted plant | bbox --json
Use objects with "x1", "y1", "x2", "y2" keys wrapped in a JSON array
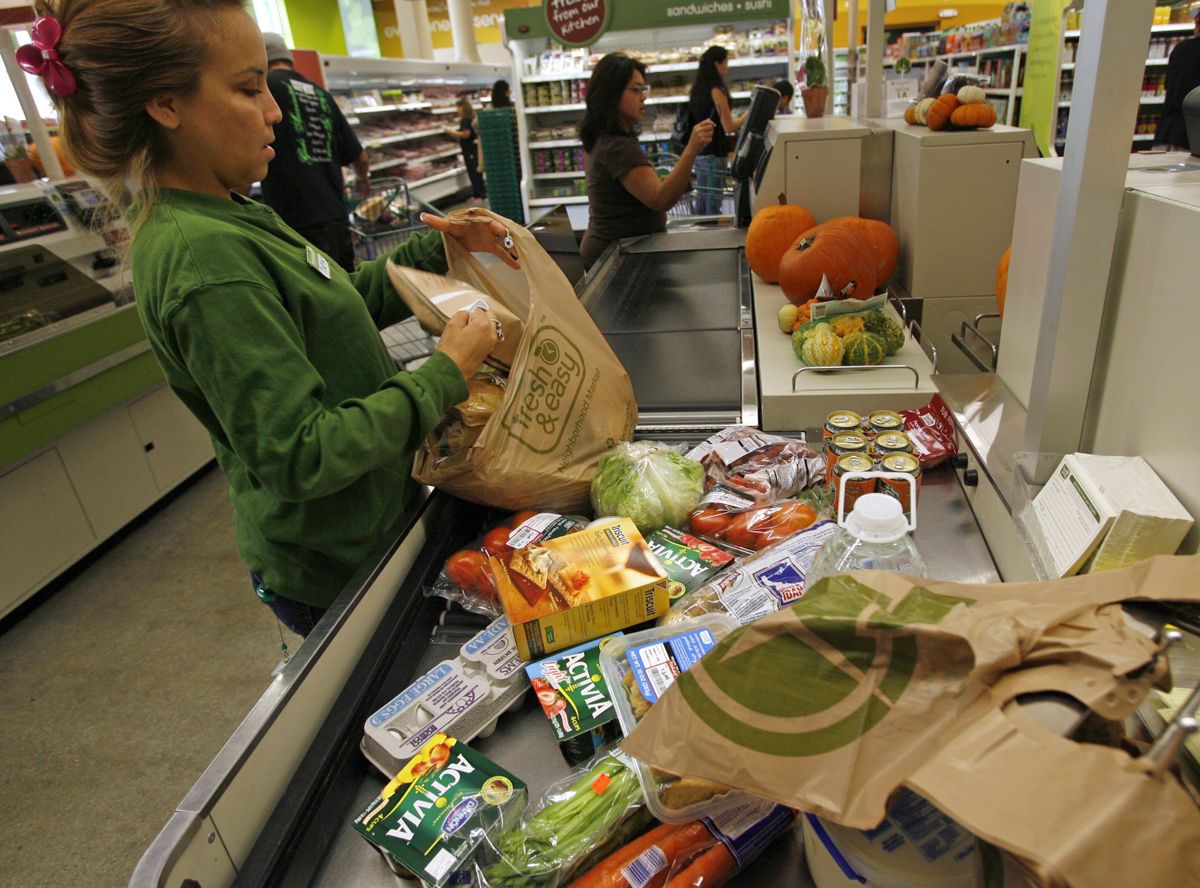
[
  {"x1": 2, "y1": 118, "x2": 36, "y2": 183},
  {"x1": 802, "y1": 55, "x2": 829, "y2": 118}
]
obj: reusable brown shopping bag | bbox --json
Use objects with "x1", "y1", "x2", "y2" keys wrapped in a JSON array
[
  {"x1": 621, "y1": 554, "x2": 1200, "y2": 888},
  {"x1": 394, "y1": 208, "x2": 636, "y2": 512}
]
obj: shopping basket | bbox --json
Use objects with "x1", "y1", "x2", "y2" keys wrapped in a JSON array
[
  {"x1": 646, "y1": 151, "x2": 734, "y2": 220},
  {"x1": 346, "y1": 177, "x2": 423, "y2": 264}
]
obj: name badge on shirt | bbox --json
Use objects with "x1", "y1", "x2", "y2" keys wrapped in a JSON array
[{"x1": 305, "y1": 244, "x2": 332, "y2": 280}]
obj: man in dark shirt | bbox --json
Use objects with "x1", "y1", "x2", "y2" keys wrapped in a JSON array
[
  {"x1": 1156, "y1": 12, "x2": 1200, "y2": 151},
  {"x1": 259, "y1": 33, "x2": 369, "y2": 271}
]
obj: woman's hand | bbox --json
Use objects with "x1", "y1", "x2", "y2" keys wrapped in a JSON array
[
  {"x1": 686, "y1": 119, "x2": 716, "y2": 156},
  {"x1": 438, "y1": 306, "x2": 499, "y2": 379},
  {"x1": 420, "y1": 212, "x2": 521, "y2": 269}
]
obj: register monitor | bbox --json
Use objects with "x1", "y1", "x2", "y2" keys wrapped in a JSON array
[{"x1": 731, "y1": 85, "x2": 779, "y2": 227}]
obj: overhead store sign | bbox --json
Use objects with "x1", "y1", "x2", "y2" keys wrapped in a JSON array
[
  {"x1": 545, "y1": 0, "x2": 611, "y2": 47},
  {"x1": 1019, "y1": 0, "x2": 1071, "y2": 157},
  {"x1": 507, "y1": 0, "x2": 790, "y2": 43}
]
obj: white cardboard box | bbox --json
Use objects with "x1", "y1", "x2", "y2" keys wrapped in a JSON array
[{"x1": 1030, "y1": 453, "x2": 1193, "y2": 578}]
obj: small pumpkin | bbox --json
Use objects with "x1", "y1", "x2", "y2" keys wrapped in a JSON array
[
  {"x1": 778, "y1": 223, "x2": 879, "y2": 305},
  {"x1": 926, "y1": 93, "x2": 960, "y2": 131},
  {"x1": 798, "y1": 323, "x2": 844, "y2": 366},
  {"x1": 904, "y1": 104, "x2": 918, "y2": 125},
  {"x1": 996, "y1": 245, "x2": 1011, "y2": 317},
  {"x1": 956, "y1": 85, "x2": 987, "y2": 105},
  {"x1": 950, "y1": 102, "x2": 997, "y2": 129},
  {"x1": 823, "y1": 216, "x2": 900, "y2": 284},
  {"x1": 914, "y1": 97, "x2": 936, "y2": 126},
  {"x1": 745, "y1": 198, "x2": 818, "y2": 283}
]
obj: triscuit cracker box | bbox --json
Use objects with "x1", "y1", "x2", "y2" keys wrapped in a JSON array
[{"x1": 490, "y1": 517, "x2": 669, "y2": 660}]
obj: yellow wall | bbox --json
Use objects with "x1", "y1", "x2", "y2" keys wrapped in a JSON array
[
  {"x1": 285, "y1": 0, "x2": 349, "y2": 55},
  {"x1": 830, "y1": 1, "x2": 1008, "y2": 49}
]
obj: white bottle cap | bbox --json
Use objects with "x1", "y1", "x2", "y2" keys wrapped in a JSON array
[{"x1": 846, "y1": 493, "x2": 908, "y2": 543}]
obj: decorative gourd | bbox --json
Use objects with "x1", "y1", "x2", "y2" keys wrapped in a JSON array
[
  {"x1": 957, "y1": 85, "x2": 987, "y2": 105},
  {"x1": 914, "y1": 97, "x2": 936, "y2": 125},
  {"x1": 926, "y1": 93, "x2": 960, "y2": 131},
  {"x1": 842, "y1": 330, "x2": 888, "y2": 366},
  {"x1": 777, "y1": 223, "x2": 879, "y2": 305},
  {"x1": 950, "y1": 102, "x2": 997, "y2": 129},
  {"x1": 996, "y1": 245, "x2": 1011, "y2": 317},
  {"x1": 745, "y1": 199, "x2": 817, "y2": 284},
  {"x1": 904, "y1": 104, "x2": 918, "y2": 125},
  {"x1": 798, "y1": 324, "x2": 844, "y2": 366},
  {"x1": 823, "y1": 216, "x2": 900, "y2": 283},
  {"x1": 863, "y1": 311, "x2": 905, "y2": 354}
]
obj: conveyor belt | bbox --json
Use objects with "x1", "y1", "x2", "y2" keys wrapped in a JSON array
[
  {"x1": 606, "y1": 329, "x2": 742, "y2": 412},
  {"x1": 586, "y1": 249, "x2": 741, "y2": 333}
]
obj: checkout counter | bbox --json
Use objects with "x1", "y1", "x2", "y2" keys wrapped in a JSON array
[
  {"x1": 131, "y1": 124, "x2": 1200, "y2": 887},
  {"x1": 0, "y1": 181, "x2": 212, "y2": 619}
]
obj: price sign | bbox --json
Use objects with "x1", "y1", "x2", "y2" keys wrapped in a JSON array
[{"x1": 544, "y1": 0, "x2": 611, "y2": 47}]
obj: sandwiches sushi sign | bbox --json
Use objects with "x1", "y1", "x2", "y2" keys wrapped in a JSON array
[{"x1": 509, "y1": 0, "x2": 790, "y2": 45}]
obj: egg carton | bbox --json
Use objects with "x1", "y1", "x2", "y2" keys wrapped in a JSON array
[{"x1": 361, "y1": 616, "x2": 527, "y2": 779}]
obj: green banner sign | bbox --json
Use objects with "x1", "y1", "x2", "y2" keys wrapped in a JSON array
[
  {"x1": 507, "y1": 0, "x2": 789, "y2": 43},
  {"x1": 1019, "y1": 0, "x2": 1071, "y2": 157}
]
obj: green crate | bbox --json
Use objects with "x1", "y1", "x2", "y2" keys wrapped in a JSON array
[{"x1": 478, "y1": 109, "x2": 524, "y2": 224}]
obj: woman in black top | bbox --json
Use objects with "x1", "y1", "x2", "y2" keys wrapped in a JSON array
[
  {"x1": 491, "y1": 79, "x2": 514, "y2": 108},
  {"x1": 688, "y1": 45, "x2": 746, "y2": 215},
  {"x1": 446, "y1": 94, "x2": 486, "y2": 202},
  {"x1": 579, "y1": 54, "x2": 714, "y2": 269}
]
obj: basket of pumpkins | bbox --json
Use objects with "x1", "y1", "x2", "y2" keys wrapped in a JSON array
[{"x1": 904, "y1": 84, "x2": 997, "y2": 130}]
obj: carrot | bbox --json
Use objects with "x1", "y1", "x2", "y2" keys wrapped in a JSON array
[
  {"x1": 664, "y1": 841, "x2": 738, "y2": 888},
  {"x1": 571, "y1": 820, "x2": 715, "y2": 888}
]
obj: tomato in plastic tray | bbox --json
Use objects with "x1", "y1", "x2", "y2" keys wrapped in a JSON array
[
  {"x1": 689, "y1": 499, "x2": 820, "y2": 552},
  {"x1": 685, "y1": 427, "x2": 826, "y2": 507},
  {"x1": 431, "y1": 511, "x2": 588, "y2": 615}
]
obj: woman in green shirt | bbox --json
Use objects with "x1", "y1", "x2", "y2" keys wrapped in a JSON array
[{"x1": 28, "y1": 0, "x2": 518, "y2": 635}]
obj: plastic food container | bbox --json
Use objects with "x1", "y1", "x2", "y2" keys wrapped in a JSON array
[
  {"x1": 599, "y1": 613, "x2": 759, "y2": 823},
  {"x1": 801, "y1": 789, "x2": 981, "y2": 888}
]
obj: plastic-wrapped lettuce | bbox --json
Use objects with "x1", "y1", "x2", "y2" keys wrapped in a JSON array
[{"x1": 590, "y1": 442, "x2": 705, "y2": 534}]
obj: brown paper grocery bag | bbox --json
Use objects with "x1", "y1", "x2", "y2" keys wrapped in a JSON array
[
  {"x1": 622, "y1": 555, "x2": 1200, "y2": 888},
  {"x1": 407, "y1": 208, "x2": 636, "y2": 512},
  {"x1": 387, "y1": 263, "x2": 525, "y2": 370}
]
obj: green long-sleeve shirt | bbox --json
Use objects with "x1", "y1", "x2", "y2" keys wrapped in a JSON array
[{"x1": 132, "y1": 189, "x2": 468, "y2": 607}]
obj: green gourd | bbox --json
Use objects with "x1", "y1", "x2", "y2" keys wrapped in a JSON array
[
  {"x1": 841, "y1": 330, "x2": 888, "y2": 365},
  {"x1": 862, "y1": 311, "x2": 906, "y2": 355},
  {"x1": 798, "y1": 324, "x2": 844, "y2": 366}
]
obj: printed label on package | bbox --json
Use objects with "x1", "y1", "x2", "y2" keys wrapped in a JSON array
[{"x1": 627, "y1": 628, "x2": 719, "y2": 704}]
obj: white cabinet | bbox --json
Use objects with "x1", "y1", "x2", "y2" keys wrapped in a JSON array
[
  {"x1": 127, "y1": 385, "x2": 213, "y2": 491},
  {"x1": 0, "y1": 450, "x2": 95, "y2": 615}
]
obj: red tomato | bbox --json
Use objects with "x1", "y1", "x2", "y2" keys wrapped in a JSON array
[
  {"x1": 720, "y1": 512, "x2": 759, "y2": 550},
  {"x1": 482, "y1": 527, "x2": 513, "y2": 556},
  {"x1": 444, "y1": 549, "x2": 495, "y2": 594},
  {"x1": 509, "y1": 510, "x2": 541, "y2": 528},
  {"x1": 690, "y1": 507, "x2": 733, "y2": 537}
]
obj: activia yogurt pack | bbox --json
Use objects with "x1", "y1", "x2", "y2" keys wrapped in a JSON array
[{"x1": 362, "y1": 616, "x2": 527, "y2": 778}]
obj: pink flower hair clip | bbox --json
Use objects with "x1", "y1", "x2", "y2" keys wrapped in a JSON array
[{"x1": 16, "y1": 16, "x2": 77, "y2": 99}]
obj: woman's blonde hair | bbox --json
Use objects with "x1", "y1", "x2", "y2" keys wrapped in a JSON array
[
  {"x1": 457, "y1": 94, "x2": 476, "y2": 120},
  {"x1": 34, "y1": 0, "x2": 246, "y2": 228}
]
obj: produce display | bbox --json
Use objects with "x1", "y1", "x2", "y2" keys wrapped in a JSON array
[
  {"x1": 590, "y1": 442, "x2": 706, "y2": 535},
  {"x1": 904, "y1": 83, "x2": 998, "y2": 130},
  {"x1": 789, "y1": 306, "x2": 908, "y2": 367}
]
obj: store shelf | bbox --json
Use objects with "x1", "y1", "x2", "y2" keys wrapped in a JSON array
[
  {"x1": 530, "y1": 133, "x2": 665, "y2": 149},
  {"x1": 985, "y1": 87, "x2": 1022, "y2": 96},
  {"x1": 529, "y1": 195, "x2": 588, "y2": 207},
  {"x1": 367, "y1": 145, "x2": 462, "y2": 174},
  {"x1": 521, "y1": 54, "x2": 789, "y2": 83},
  {"x1": 350, "y1": 102, "x2": 432, "y2": 115},
  {"x1": 524, "y1": 102, "x2": 585, "y2": 114},
  {"x1": 364, "y1": 127, "x2": 445, "y2": 148},
  {"x1": 410, "y1": 166, "x2": 466, "y2": 188},
  {"x1": 368, "y1": 157, "x2": 409, "y2": 173},
  {"x1": 531, "y1": 170, "x2": 584, "y2": 180},
  {"x1": 1065, "y1": 22, "x2": 1194, "y2": 39}
]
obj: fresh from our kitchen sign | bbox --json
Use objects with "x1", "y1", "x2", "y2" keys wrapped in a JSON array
[{"x1": 544, "y1": 0, "x2": 611, "y2": 47}]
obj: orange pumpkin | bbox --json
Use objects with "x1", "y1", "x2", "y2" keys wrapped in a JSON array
[
  {"x1": 904, "y1": 105, "x2": 918, "y2": 125},
  {"x1": 778, "y1": 224, "x2": 878, "y2": 305},
  {"x1": 823, "y1": 216, "x2": 900, "y2": 284},
  {"x1": 996, "y1": 245, "x2": 1011, "y2": 317},
  {"x1": 745, "y1": 200, "x2": 817, "y2": 283},
  {"x1": 926, "y1": 93, "x2": 960, "y2": 131},
  {"x1": 950, "y1": 102, "x2": 997, "y2": 129}
]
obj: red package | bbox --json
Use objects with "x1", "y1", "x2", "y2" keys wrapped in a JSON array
[
  {"x1": 430, "y1": 511, "x2": 588, "y2": 615},
  {"x1": 689, "y1": 499, "x2": 821, "y2": 552},
  {"x1": 899, "y1": 395, "x2": 957, "y2": 468},
  {"x1": 685, "y1": 427, "x2": 826, "y2": 509}
]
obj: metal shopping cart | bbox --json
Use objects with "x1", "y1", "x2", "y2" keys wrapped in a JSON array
[
  {"x1": 646, "y1": 151, "x2": 735, "y2": 220},
  {"x1": 345, "y1": 177, "x2": 423, "y2": 265}
]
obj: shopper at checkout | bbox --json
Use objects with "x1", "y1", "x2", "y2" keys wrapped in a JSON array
[
  {"x1": 688, "y1": 45, "x2": 746, "y2": 215},
  {"x1": 258, "y1": 32, "x2": 367, "y2": 272},
  {"x1": 579, "y1": 53, "x2": 715, "y2": 269},
  {"x1": 26, "y1": 0, "x2": 519, "y2": 637}
]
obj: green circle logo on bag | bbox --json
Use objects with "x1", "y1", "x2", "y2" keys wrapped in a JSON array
[{"x1": 677, "y1": 577, "x2": 973, "y2": 756}]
